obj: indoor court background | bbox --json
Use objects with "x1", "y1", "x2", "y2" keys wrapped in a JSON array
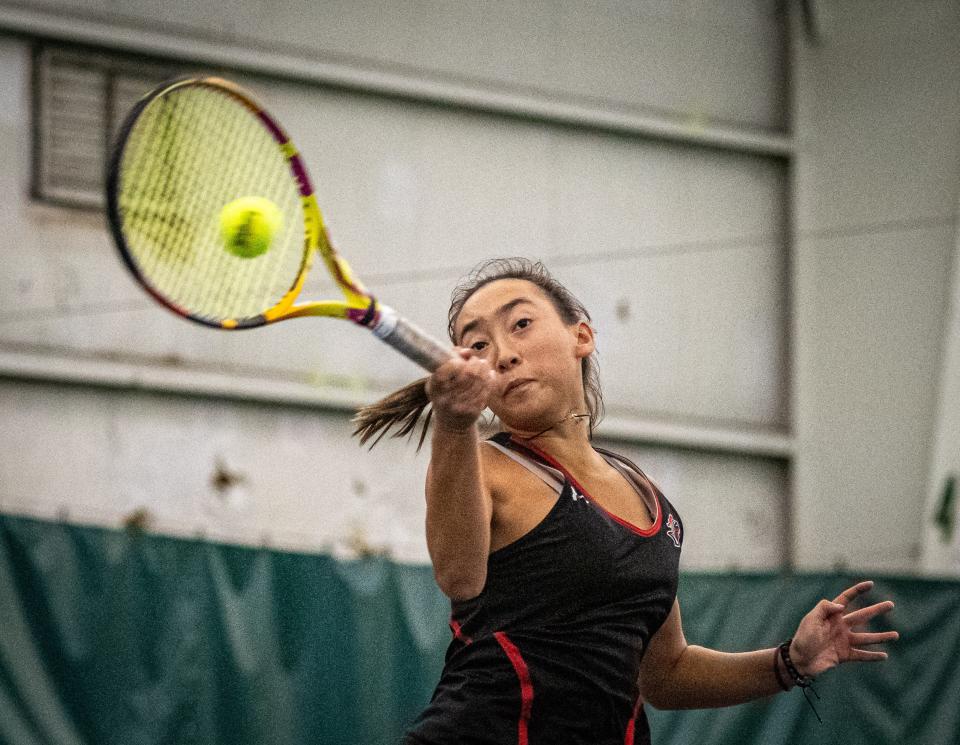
[{"x1": 0, "y1": 1, "x2": 958, "y2": 743}]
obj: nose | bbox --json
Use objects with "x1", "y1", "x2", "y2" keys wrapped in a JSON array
[{"x1": 495, "y1": 341, "x2": 520, "y2": 371}]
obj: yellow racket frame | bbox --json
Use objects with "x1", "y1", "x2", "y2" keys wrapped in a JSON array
[{"x1": 108, "y1": 76, "x2": 451, "y2": 371}]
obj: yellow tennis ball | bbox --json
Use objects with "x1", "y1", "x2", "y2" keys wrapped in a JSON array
[{"x1": 220, "y1": 197, "x2": 282, "y2": 259}]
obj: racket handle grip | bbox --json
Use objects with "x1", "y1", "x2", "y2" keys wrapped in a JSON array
[{"x1": 371, "y1": 305, "x2": 452, "y2": 372}]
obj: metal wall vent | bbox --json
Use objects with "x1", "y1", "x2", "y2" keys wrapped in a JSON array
[{"x1": 32, "y1": 46, "x2": 175, "y2": 209}]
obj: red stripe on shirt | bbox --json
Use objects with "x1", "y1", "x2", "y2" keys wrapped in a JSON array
[
  {"x1": 494, "y1": 631, "x2": 533, "y2": 745},
  {"x1": 508, "y1": 437, "x2": 662, "y2": 537},
  {"x1": 449, "y1": 618, "x2": 472, "y2": 644},
  {"x1": 624, "y1": 694, "x2": 643, "y2": 745}
]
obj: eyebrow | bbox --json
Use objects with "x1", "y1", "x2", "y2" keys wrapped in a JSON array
[{"x1": 458, "y1": 297, "x2": 535, "y2": 342}]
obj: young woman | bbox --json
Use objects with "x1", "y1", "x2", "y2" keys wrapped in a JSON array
[{"x1": 354, "y1": 258, "x2": 899, "y2": 745}]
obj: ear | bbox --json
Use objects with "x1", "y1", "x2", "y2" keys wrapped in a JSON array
[{"x1": 572, "y1": 320, "x2": 595, "y2": 359}]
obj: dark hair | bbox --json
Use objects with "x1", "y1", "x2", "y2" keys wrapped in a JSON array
[{"x1": 352, "y1": 257, "x2": 603, "y2": 449}]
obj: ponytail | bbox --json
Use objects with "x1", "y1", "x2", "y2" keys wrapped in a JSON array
[{"x1": 352, "y1": 377, "x2": 434, "y2": 451}]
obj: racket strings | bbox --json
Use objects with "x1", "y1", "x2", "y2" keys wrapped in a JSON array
[
  {"x1": 215, "y1": 99, "x2": 278, "y2": 309},
  {"x1": 180, "y1": 90, "x2": 290, "y2": 316},
  {"x1": 207, "y1": 100, "x2": 257, "y2": 313},
  {"x1": 139, "y1": 97, "x2": 209, "y2": 302},
  {"x1": 260, "y1": 137, "x2": 305, "y2": 307},
  {"x1": 219, "y1": 105, "x2": 295, "y2": 310},
  {"x1": 136, "y1": 95, "x2": 196, "y2": 275},
  {"x1": 125, "y1": 91, "x2": 209, "y2": 304},
  {"x1": 117, "y1": 83, "x2": 306, "y2": 322}
]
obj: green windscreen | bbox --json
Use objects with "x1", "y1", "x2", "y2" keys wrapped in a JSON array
[{"x1": 0, "y1": 514, "x2": 955, "y2": 745}]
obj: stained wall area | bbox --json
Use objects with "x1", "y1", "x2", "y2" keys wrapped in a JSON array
[{"x1": 0, "y1": 3, "x2": 957, "y2": 576}]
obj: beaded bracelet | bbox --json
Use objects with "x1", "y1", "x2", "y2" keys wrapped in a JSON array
[
  {"x1": 778, "y1": 638, "x2": 813, "y2": 688},
  {"x1": 772, "y1": 647, "x2": 791, "y2": 691},
  {"x1": 778, "y1": 638, "x2": 823, "y2": 724}
]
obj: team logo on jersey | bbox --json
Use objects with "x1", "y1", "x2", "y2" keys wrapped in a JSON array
[{"x1": 666, "y1": 514, "x2": 682, "y2": 548}]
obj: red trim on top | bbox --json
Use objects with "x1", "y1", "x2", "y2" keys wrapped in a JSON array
[
  {"x1": 509, "y1": 437, "x2": 662, "y2": 537},
  {"x1": 448, "y1": 618, "x2": 472, "y2": 644},
  {"x1": 494, "y1": 631, "x2": 533, "y2": 745},
  {"x1": 624, "y1": 695, "x2": 643, "y2": 745}
]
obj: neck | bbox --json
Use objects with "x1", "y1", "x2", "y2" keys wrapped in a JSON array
[{"x1": 507, "y1": 411, "x2": 601, "y2": 472}]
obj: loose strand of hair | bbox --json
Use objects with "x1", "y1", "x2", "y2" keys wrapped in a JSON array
[{"x1": 351, "y1": 377, "x2": 434, "y2": 451}]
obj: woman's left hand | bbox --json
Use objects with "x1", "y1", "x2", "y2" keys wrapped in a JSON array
[{"x1": 789, "y1": 580, "x2": 899, "y2": 678}]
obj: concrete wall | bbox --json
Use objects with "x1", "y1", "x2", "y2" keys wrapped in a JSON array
[
  {"x1": 0, "y1": 0, "x2": 788, "y2": 132},
  {"x1": 922, "y1": 206, "x2": 960, "y2": 575},
  {"x1": 791, "y1": 0, "x2": 960, "y2": 572},
  {"x1": 1, "y1": 0, "x2": 958, "y2": 576}
]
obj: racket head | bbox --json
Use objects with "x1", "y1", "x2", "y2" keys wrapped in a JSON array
[{"x1": 106, "y1": 76, "x2": 327, "y2": 329}]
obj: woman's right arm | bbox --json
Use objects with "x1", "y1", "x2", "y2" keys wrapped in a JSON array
[{"x1": 424, "y1": 350, "x2": 497, "y2": 600}]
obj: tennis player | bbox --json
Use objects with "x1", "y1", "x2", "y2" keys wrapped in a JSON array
[{"x1": 355, "y1": 258, "x2": 899, "y2": 745}]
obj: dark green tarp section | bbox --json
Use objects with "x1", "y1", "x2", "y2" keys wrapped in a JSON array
[{"x1": 1, "y1": 514, "x2": 957, "y2": 745}]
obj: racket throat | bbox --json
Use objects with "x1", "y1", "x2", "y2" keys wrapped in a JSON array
[
  {"x1": 353, "y1": 296, "x2": 379, "y2": 327},
  {"x1": 370, "y1": 303, "x2": 398, "y2": 338}
]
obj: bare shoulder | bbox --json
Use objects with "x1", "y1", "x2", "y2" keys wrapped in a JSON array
[
  {"x1": 478, "y1": 439, "x2": 516, "y2": 501},
  {"x1": 479, "y1": 438, "x2": 562, "y2": 552},
  {"x1": 478, "y1": 439, "x2": 556, "y2": 503}
]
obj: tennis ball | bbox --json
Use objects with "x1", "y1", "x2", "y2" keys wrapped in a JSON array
[{"x1": 220, "y1": 197, "x2": 282, "y2": 259}]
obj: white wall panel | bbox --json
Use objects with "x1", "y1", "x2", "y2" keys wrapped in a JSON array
[
  {"x1": 559, "y1": 240, "x2": 788, "y2": 430},
  {"x1": 793, "y1": 227, "x2": 954, "y2": 571},
  {"x1": 791, "y1": 0, "x2": 960, "y2": 573},
  {"x1": 0, "y1": 0, "x2": 788, "y2": 132},
  {"x1": 922, "y1": 231, "x2": 960, "y2": 575},
  {"x1": 0, "y1": 380, "x2": 432, "y2": 561},
  {"x1": 549, "y1": 133, "x2": 784, "y2": 255},
  {"x1": 0, "y1": 379, "x2": 786, "y2": 569},
  {"x1": 0, "y1": 35, "x2": 28, "y2": 238},
  {"x1": 550, "y1": 1, "x2": 786, "y2": 131},
  {"x1": 794, "y1": 1, "x2": 960, "y2": 233}
]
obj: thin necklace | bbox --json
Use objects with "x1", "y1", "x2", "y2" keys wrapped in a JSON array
[{"x1": 515, "y1": 412, "x2": 591, "y2": 441}]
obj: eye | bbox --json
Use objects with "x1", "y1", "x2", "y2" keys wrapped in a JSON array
[
  {"x1": 470, "y1": 340, "x2": 488, "y2": 352},
  {"x1": 514, "y1": 318, "x2": 532, "y2": 330}
]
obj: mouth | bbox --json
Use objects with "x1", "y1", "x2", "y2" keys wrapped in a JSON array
[{"x1": 504, "y1": 378, "x2": 534, "y2": 395}]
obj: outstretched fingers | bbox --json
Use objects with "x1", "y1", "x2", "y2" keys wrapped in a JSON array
[
  {"x1": 846, "y1": 647, "x2": 890, "y2": 662},
  {"x1": 833, "y1": 580, "x2": 875, "y2": 607},
  {"x1": 850, "y1": 630, "x2": 900, "y2": 646},
  {"x1": 844, "y1": 600, "x2": 895, "y2": 626},
  {"x1": 844, "y1": 601, "x2": 899, "y2": 662}
]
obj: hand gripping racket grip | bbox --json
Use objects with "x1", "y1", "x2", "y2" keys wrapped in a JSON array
[{"x1": 371, "y1": 305, "x2": 453, "y2": 372}]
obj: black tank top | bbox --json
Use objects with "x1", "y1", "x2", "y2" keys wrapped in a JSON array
[{"x1": 404, "y1": 433, "x2": 684, "y2": 745}]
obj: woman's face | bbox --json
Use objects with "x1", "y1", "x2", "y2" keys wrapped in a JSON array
[{"x1": 453, "y1": 278, "x2": 594, "y2": 432}]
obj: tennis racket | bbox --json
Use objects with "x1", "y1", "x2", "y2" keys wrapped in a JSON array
[{"x1": 105, "y1": 76, "x2": 452, "y2": 372}]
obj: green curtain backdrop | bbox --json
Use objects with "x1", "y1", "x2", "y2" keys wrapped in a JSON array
[{"x1": 0, "y1": 515, "x2": 956, "y2": 745}]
